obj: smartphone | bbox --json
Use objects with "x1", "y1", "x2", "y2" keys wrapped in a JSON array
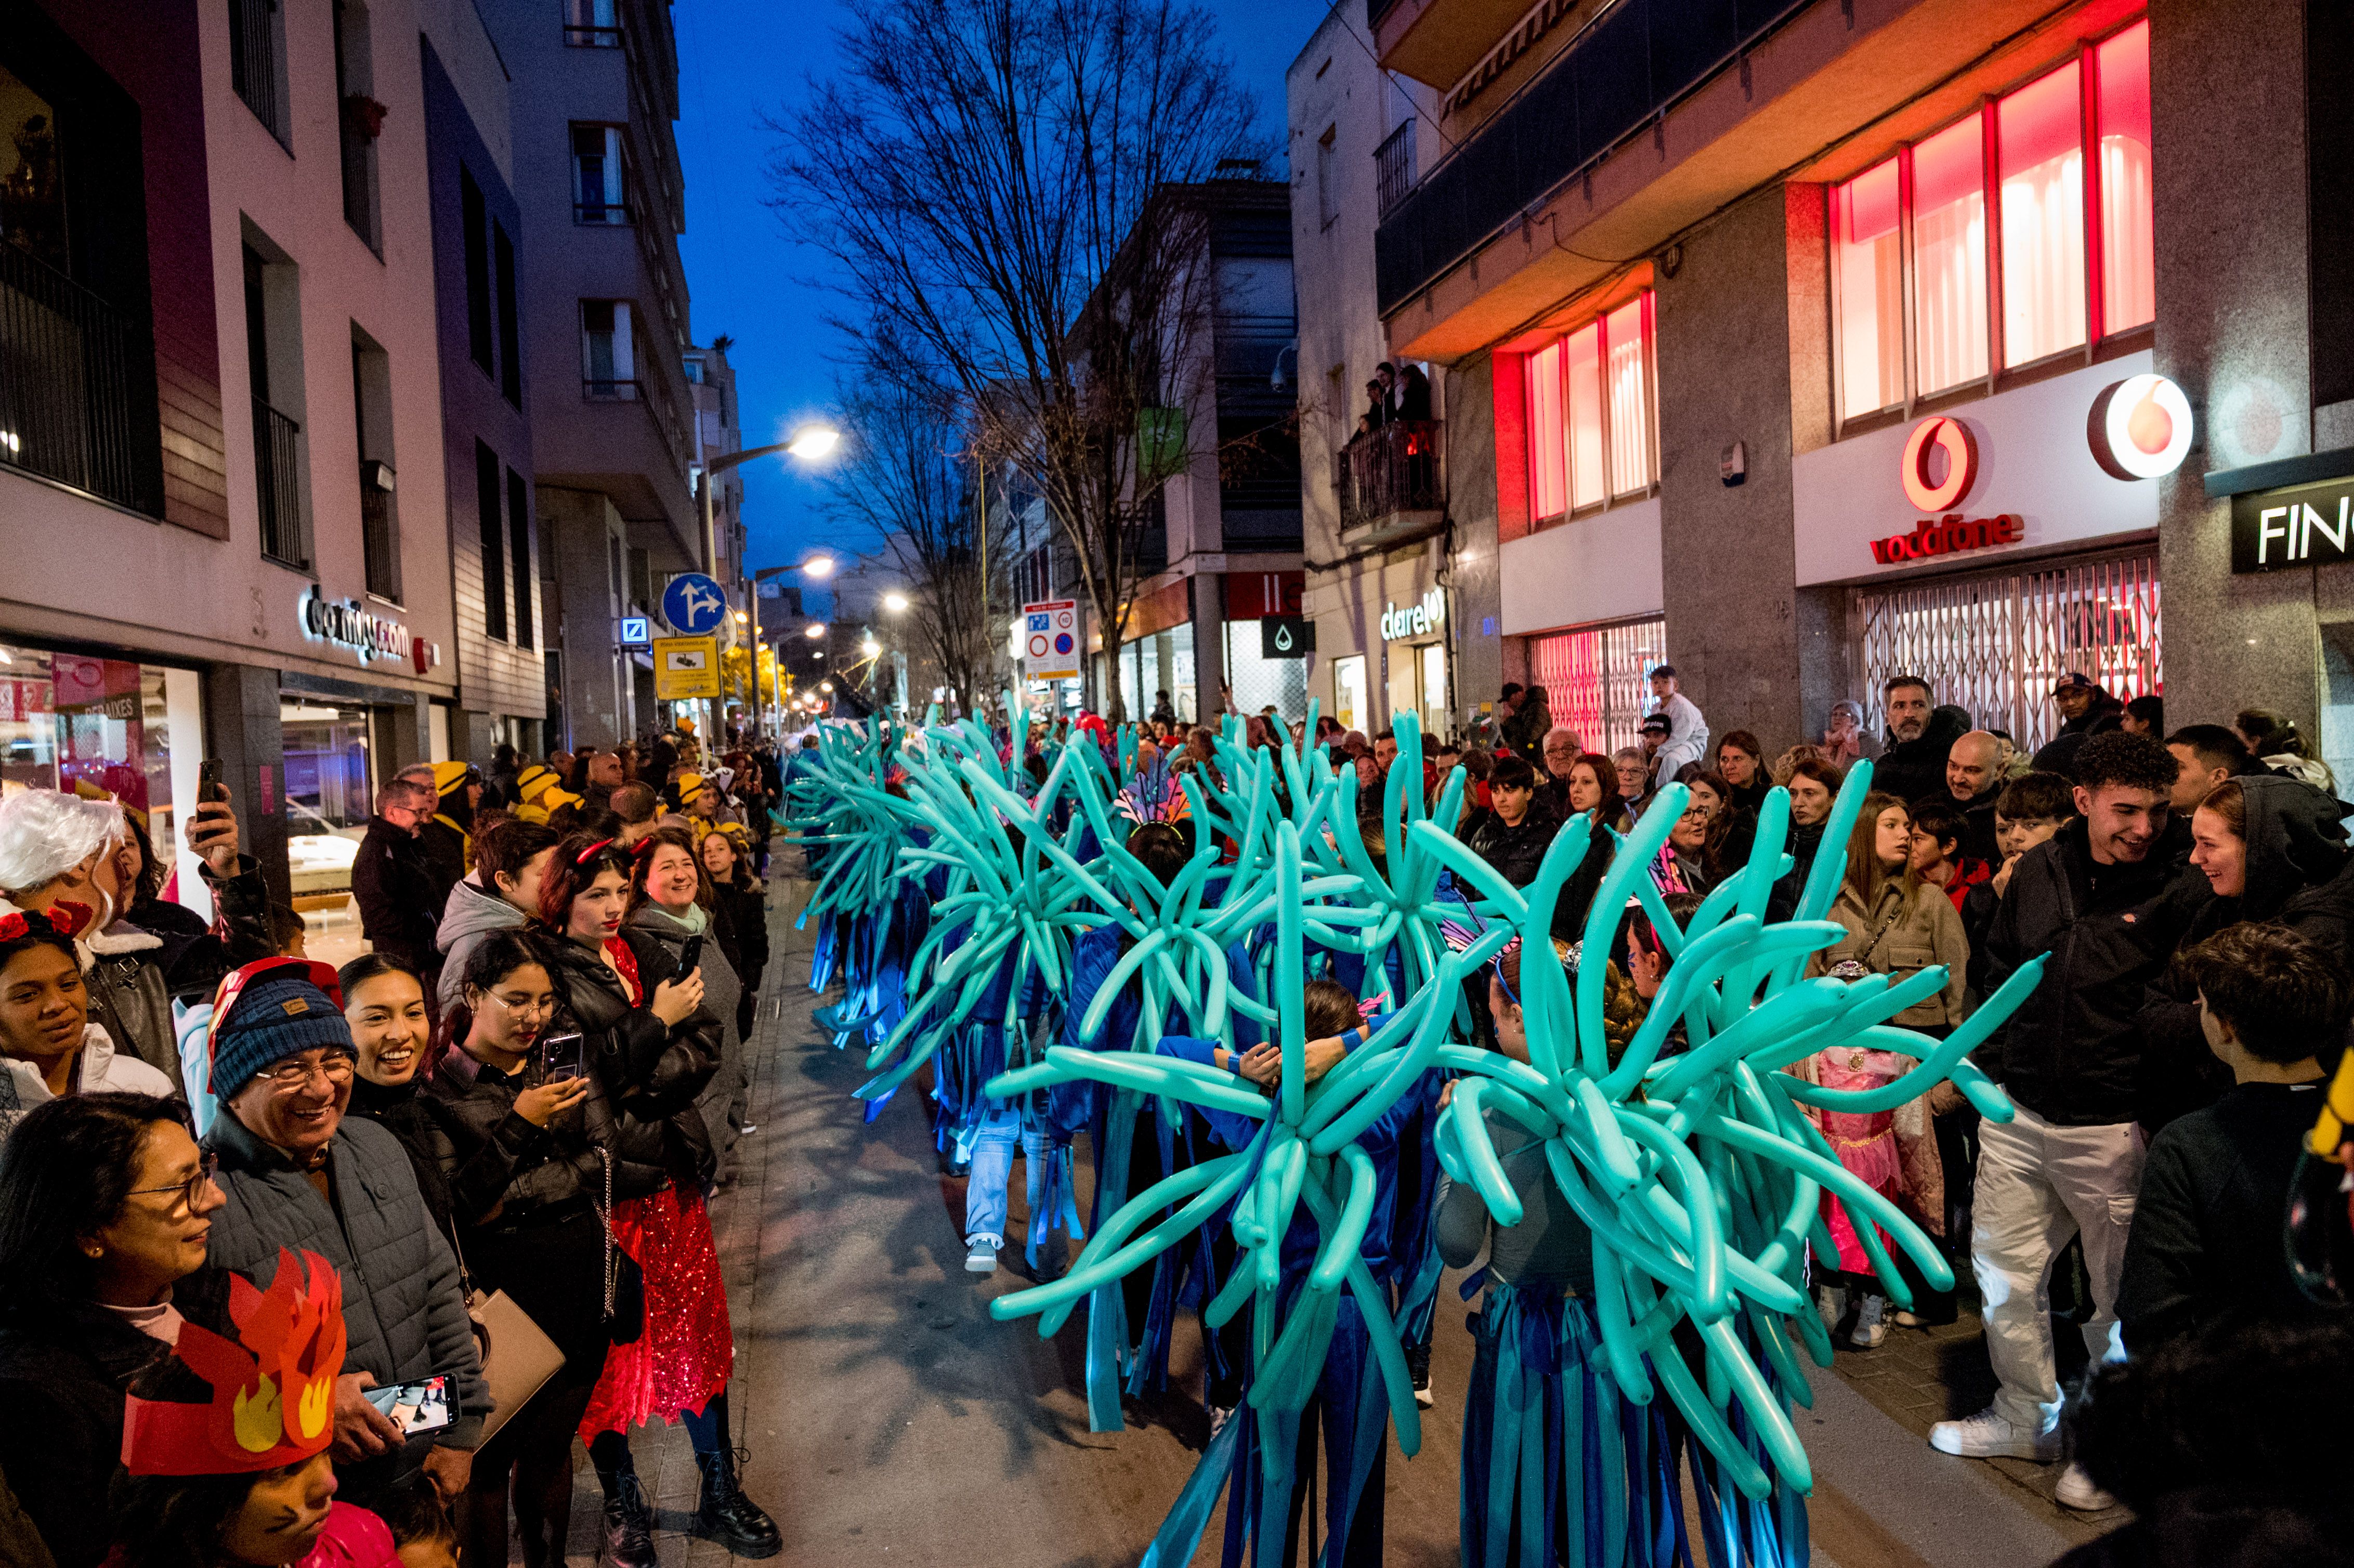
[
  {"x1": 362, "y1": 1375, "x2": 453, "y2": 1436},
  {"x1": 678, "y1": 933, "x2": 704, "y2": 976},
  {"x1": 539, "y1": 1032, "x2": 585, "y2": 1082},
  {"x1": 197, "y1": 757, "x2": 228, "y2": 805}
]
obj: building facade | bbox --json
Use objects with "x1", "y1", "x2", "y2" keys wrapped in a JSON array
[
  {"x1": 1331, "y1": 0, "x2": 2330, "y2": 770},
  {"x1": 483, "y1": 0, "x2": 699, "y2": 751}
]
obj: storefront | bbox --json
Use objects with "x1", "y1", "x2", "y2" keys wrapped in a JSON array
[
  {"x1": 1312, "y1": 538, "x2": 1452, "y2": 740},
  {"x1": 1223, "y1": 572, "x2": 1307, "y2": 724},
  {"x1": 1101, "y1": 577, "x2": 1197, "y2": 723},
  {"x1": 1794, "y1": 356, "x2": 2173, "y2": 750}
]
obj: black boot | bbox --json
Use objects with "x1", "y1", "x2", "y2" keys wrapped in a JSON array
[
  {"x1": 692, "y1": 1447, "x2": 782, "y2": 1558},
  {"x1": 600, "y1": 1472, "x2": 658, "y2": 1568}
]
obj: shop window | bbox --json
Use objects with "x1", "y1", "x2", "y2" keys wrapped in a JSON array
[
  {"x1": 1518, "y1": 290, "x2": 1655, "y2": 524},
  {"x1": 1330, "y1": 654, "x2": 1367, "y2": 737},
  {"x1": 2095, "y1": 22, "x2": 2154, "y2": 335},
  {"x1": 1419, "y1": 642, "x2": 1448, "y2": 742},
  {"x1": 279, "y1": 698, "x2": 373, "y2": 897},
  {"x1": 1998, "y1": 60, "x2": 2086, "y2": 368},
  {"x1": 1224, "y1": 622, "x2": 1306, "y2": 724},
  {"x1": 1527, "y1": 616, "x2": 1666, "y2": 758},
  {"x1": 1828, "y1": 18, "x2": 2147, "y2": 424}
]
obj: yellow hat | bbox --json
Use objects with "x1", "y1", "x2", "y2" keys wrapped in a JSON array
[
  {"x1": 539, "y1": 787, "x2": 583, "y2": 814},
  {"x1": 675, "y1": 772, "x2": 706, "y2": 805},
  {"x1": 430, "y1": 760, "x2": 474, "y2": 799},
  {"x1": 517, "y1": 764, "x2": 556, "y2": 798}
]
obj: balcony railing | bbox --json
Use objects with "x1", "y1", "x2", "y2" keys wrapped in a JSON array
[
  {"x1": 361, "y1": 462, "x2": 399, "y2": 600},
  {"x1": 1374, "y1": 0, "x2": 1810, "y2": 315},
  {"x1": 1336, "y1": 419, "x2": 1442, "y2": 531},
  {"x1": 253, "y1": 396, "x2": 307, "y2": 567},
  {"x1": 1375, "y1": 120, "x2": 1415, "y2": 217},
  {"x1": 574, "y1": 197, "x2": 632, "y2": 226},
  {"x1": 228, "y1": 0, "x2": 289, "y2": 141},
  {"x1": 0, "y1": 240, "x2": 162, "y2": 515},
  {"x1": 584, "y1": 376, "x2": 640, "y2": 401}
]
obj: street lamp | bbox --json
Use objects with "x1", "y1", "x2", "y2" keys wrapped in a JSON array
[
  {"x1": 881, "y1": 591, "x2": 909, "y2": 613},
  {"x1": 803, "y1": 622, "x2": 827, "y2": 638},
  {"x1": 701, "y1": 420, "x2": 842, "y2": 738}
]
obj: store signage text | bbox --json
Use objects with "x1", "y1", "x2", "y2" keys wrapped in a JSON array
[
  {"x1": 1380, "y1": 590, "x2": 1445, "y2": 642},
  {"x1": 298, "y1": 591, "x2": 433, "y2": 671},
  {"x1": 2231, "y1": 475, "x2": 2354, "y2": 572},
  {"x1": 1869, "y1": 513, "x2": 2023, "y2": 565}
]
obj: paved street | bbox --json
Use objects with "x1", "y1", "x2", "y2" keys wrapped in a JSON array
[{"x1": 551, "y1": 864, "x2": 2117, "y2": 1567}]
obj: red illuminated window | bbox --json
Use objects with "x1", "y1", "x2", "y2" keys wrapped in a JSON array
[
  {"x1": 1520, "y1": 290, "x2": 1656, "y2": 524},
  {"x1": 1828, "y1": 17, "x2": 2149, "y2": 425}
]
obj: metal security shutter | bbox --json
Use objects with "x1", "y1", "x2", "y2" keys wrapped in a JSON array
[
  {"x1": 1852, "y1": 548, "x2": 2160, "y2": 753},
  {"x1": 1527, "y1": 615, "x2": 1667, "y2": 756}
]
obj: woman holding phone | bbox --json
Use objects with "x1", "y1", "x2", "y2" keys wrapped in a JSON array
[
  {"x1": 402, "y1": 932, "x2": 607, "y2": 1568},
  {"x1": 623, "y1": 829, "x2": 743, "y2": 1181},
  {"x1": 534, "y1": 836, "x2": 777, "y2": 1564}
]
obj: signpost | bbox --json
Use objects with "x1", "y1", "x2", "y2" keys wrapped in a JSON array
[
  {"x1": 619, "y1": 616, "x2": 651, "y2": 647},
  {"x1": 1020, "y1": 599, "x2": 1081, "y2": 679},
  {"x1": 653, "y1": 636, "x2": 720, "y2": 699},
  {"x1": 661, "y1": 572, "x2": 727, "y2": 635}
]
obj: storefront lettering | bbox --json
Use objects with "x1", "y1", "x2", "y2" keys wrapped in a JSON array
[
  {"x1": 2231, "y1": 476, "x2": 2354, "y2": 572},
  {"x1": 1380, "y1": 589, "x2": 1445, "y2": 642},
  {"x1": 299, "y1": 591, "x2": 411, "y2": 665},
  {"x1": 1868, "y1": 513, "x2": 2023, "y2": 565}
]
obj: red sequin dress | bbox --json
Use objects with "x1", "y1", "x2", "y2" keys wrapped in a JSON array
[{"x1": 580, "y1": 937, "x2": 736, "y2": 1438}]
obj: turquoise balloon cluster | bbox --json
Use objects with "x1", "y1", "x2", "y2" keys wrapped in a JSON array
[{"x1": 793, "y1": 705, "x2": 2044, "y2": 1543}]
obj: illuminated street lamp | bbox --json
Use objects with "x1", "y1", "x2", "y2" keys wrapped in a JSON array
[
  {"x1": 804, "y1": 622, "x2": 827, "y2": 639},
  {"x1": 882, "y1": 591, "x2": 909, "y2": 613}
]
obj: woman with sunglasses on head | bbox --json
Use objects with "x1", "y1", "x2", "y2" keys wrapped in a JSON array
[
  {"x1": 533, "y1": 835, "x2": 777, "y2": 1564},
  {"x1": 0, "y1": 1092, "x2": 229, "y2": 1567},
  {"x1": 0, "y1": 910, "x2": 175, "y2": 1140},
  {"x1": 402, "y1": 932, "x2": 606, "y2": 1568}
]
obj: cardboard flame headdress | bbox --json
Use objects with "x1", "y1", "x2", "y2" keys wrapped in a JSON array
[{"x1": 121, "y1": 1249, "x2": 346, "y2": 1475}]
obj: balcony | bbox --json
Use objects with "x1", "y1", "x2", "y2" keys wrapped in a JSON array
[
  {"x1": 1374, "y1": 0, "x2": 1808, "y2": 315},
  {"x1": 1336, "y1": 420, "x2": 1443, "y2": 535},
  {"x1": 0, "y1": 241, "x2": 163, "y2": 516},
  {"x1": 253, "y1": 396, "x2": 307, "y2": 568},
  {"x1": 1375, "y1": 121, "x2": 1415, "y2": 218}
]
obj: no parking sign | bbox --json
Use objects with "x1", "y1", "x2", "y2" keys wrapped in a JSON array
[{"x1": 1021, "y1": 599, "x2": 1080, "y2": 678}]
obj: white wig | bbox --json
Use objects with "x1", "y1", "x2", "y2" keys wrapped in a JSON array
[{"x1": 0, "y1": 789, "x2": 126, "y2": 896}]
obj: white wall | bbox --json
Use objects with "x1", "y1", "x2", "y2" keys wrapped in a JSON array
[{"x1": 1498, "y1": 498, "x2": 1664, "y2": 635}]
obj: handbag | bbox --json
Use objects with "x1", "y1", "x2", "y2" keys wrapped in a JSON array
[{"x1": 450, "y1": 1229, "x2": 565, "y2": 1448}]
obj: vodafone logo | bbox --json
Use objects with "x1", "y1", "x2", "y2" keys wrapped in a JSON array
[
  {"x1": 1899, "y1": 417, "x2": 1978, "y2": 512},
  {"x1": 2088, "y1": 374, "x2": 2193, "y2": 480}
]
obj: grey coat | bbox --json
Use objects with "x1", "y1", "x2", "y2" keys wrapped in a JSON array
[
  {"x1": 203, "y1": 1109, "x2": 489, "y2": 1470},
  {"x1": 435, "y1": 877, "x2": 528, "y2": 1015},
  {"x1": 624, "y1": 902, "x2": 742, "y2": 1167}
]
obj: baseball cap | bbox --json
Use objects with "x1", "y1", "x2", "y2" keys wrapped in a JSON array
[{"x1": 2049, "y1": 672, "x2": 2099, "y2": 695}]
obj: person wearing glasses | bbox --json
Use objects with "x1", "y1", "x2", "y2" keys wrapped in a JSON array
[
  {"x1": 0, "y1": 909, "x2": 174, "y2": 1140},
  {"x1": 0, "y1": 1091, "x2": 229, "y2": 1566},
  {"x1": 198, "y1": 959, "x2": 488, "y2": 1512}
]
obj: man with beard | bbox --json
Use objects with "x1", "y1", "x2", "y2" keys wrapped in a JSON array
[{"x1": 1874, "y1": 675, "x2": 1964, "y2": 803}]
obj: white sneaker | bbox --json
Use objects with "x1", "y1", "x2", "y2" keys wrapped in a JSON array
[
  {"x1": 1849, "y1": 1295, "x2": 1887, "y2": 1349},
  {"x1": 964, "y1": 1238, "x2": 998, "y2": 1274},
  {"x1": 1928, "y1": 1407, "x2": 2058, "y2": 1461},
  {"x1": 2055, "y1": 1462, "x2": 2117, "y2": 1511},
  {"x1": 1414, "y1": 1378, "x2": 1435, "y2": 1408}
]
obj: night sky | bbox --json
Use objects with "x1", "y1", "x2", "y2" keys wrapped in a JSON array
[{"x1": 672, "y1": 0, "x2": 1317, "y2": 585}]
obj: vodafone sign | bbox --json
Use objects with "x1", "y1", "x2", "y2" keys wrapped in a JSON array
[
  {"x1": 2087, "y1": 373, "x2": 2193, "y2": 480},
  {"x1": 1899, "y1": 417, "x2": 1978, "y2": 511}
]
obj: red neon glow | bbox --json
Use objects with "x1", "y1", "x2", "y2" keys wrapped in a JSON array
[{"x1": 1900, "y1": 417, "x2": 1978, "y2": 512}]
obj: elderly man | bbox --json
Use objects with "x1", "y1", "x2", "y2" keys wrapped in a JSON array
[
  {"x1": 1536, "y1": 724, "x2": 1586, "y2": 822},
  {"x1": 1946, "y1": 730, "x2": 2006, "y2": 863},
  {"x1": 351, "y1": 779, "x2": 440, "y2": 970},
  {"x1": 202, "y1": 959, "x2": 487, "y2": 1506},
  {"x1": 1647, "y1": 665, "x2": 1708, "y2": 779}
]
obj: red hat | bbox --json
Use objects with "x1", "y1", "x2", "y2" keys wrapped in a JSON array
[{"x1": 122, "y1": 1249, "x2": 346, "y2": 1475}]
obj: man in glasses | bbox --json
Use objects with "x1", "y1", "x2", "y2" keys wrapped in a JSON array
[{"x1": 201, "y1": 961, "x2": 486, "y2": 1510}]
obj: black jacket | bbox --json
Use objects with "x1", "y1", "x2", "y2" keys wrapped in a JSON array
[
  {"x1": 1466, "y1": 811, "x2": 1557, "y2": 889},
  {"x1": 1874, "y1": 705, "x2": 1971, "y2": 807},
  {"x1": 415, "y1": 817, "x2": 468, "y2": 920},
  {"x1": 712, "y1": 879, "x2": 768, "y2": 993},
  {"x1": 1767, "y1": 819, "x2": 1830, "y2": 924},
  {"x1": 2116, "y1": 1081, "x2": 2332, "y2": 1354},
  {"x1": 352, "y1": 817, "x2": 442, "y2": 968},
  {"x1": 538, "y1": 933, "x2": 720, "y2": 1194},
  {"x1": 411, "y1": 1039, "x2": 626, "y2": 1223},
  {"x1": 1982, "y1": 817, "x2": 2211, "y2": 1126},
  {"x1": 1956, "y1": 787, "x2": 2002, "y2": 866},
  {"x1": 0, "y1": 1273, "x2": 231, "y2": 1568}
]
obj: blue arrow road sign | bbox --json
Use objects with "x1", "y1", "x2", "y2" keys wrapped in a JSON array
[{"x1": 661, "y1": 573, "x2": 727, "y2": 635}]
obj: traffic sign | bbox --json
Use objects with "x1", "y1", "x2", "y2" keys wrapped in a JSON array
[
  {"x1": 619, "y1": 616, "x2": 650, "y2": 647},
  {"x1": 661, "y1": 573, "x2": 727, "y2": 635},
  {"x1": 1021, "y1": 598, "x2": 1080, "y2": 679},
  {"x1": 653, "y1": 636, "x2": 720, "y2": 699}
]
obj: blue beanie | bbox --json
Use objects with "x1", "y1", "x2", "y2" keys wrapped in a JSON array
[{"x1": 211, "y1": 972, "x2": 354, "y2": 1102}]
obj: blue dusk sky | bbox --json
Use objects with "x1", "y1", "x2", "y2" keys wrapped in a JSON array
[{"x1": 671, "y1": 0, "x2": 1321, "y2": 587}]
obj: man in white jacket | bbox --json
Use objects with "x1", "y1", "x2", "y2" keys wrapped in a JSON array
[{"x1": 1649, "y1": 665, "x2": 1709, "y2": 780}]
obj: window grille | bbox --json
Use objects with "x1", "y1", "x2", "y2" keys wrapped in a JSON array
[{"x1": 1526, "y1": 615, "x2": 1667, "y2": 757}]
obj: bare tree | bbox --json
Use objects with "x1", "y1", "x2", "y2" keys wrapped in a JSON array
[
  {"x1": 825, "y1": 352, "x2": 999, "y2": 715},
  {"x1": 768, "y1": 0, "x2": 1264, "y2": 721}
]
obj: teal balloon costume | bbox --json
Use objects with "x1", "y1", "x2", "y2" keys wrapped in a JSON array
[{"x1": 790, "y1": 705, "x2": 2042, "y2": 1568}]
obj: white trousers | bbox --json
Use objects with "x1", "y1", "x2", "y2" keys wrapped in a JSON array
[{"x1": 1969, "y1": 1102, "x2": 2144, "y2": 1433}]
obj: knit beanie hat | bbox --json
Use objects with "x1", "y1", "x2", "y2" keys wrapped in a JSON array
[
  {"x1": 210, "y1": 970, "x2": 354, "y2": 1102},
  {"x1": 675, "y1": 772, "x2": 707, "y2": 806}
]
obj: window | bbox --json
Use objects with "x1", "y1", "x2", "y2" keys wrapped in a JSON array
[
  {"x1": 351, "y1": 329, "x2": 398, "y2": 601},
  {"x1": 1518, "y1": 289, "x2": 1656, "y2": 524},
  {"x1": 493, "y1": 221, "x2": 521, "y2": 406},
  {"x1": 507, "y1": 467, "x2": 533, "y2": 649},
  {"x1": 333, "y1": 1, "x2": 380, "y2": 250},
  {"x1": 564, "y1": 0, "x2": 621, "y2": 46},
  {"x1": 572, "y1": 125, "x2": 627, "y2": 224},
  {"x1": 1330, "y1": 655, "x2": 1366, "y2": 736},
  {"x1": 228, "y1": 0, "x2": 289, "y2": 143},
  {"x1": 244, "y1": 240, "x2": 309, "y2": 569},
  {"x1": 476, "y1": 441, "x2": 507, "y2": 640},
  {"x1": 1830, "y1": 19, "x2": 2151, "y2": 423},
  {"x1": 461, "y1": 167, "x2": 492, "y2": 373},
  {"x1": 1527, "y1": 616, "x2": 1666, "y2": 757},
  {"x1": 1316, "y1": 126, "x2": 1338, "y2": 229},
  {"x1": 581, "y1": 300, "x2": 635, "y2": 398}
]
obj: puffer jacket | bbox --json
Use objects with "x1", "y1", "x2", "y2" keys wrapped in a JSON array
[
  {"x1": 538, "y1": 933, "x2": 720, "y2": 1193},
  {"x1": 201, "y1": 1112, "x2": 489, "y2": 1470},
  {"x1": 0, "y1": 1024, "x2": 175, "y2": 1143},
  {"x1": 1466, "y1": 811, "x2": 1558, "y2": 888},
  {"x1": 1982, "y1": 816, "x2": 2210, "y2": 1127},
  {"x1": 409, "y1": 1037, "x2": 625, "y2": 1223},
  {"x1": 434, "y1": 878, "x2": 528, "y2": 1014},
  {"x1": 624, "y1": 903, "x2": 742, "y2": 1171},
  {"x1": 1810, "y1": 880, "x2": 1970, "y2": 1027}
]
